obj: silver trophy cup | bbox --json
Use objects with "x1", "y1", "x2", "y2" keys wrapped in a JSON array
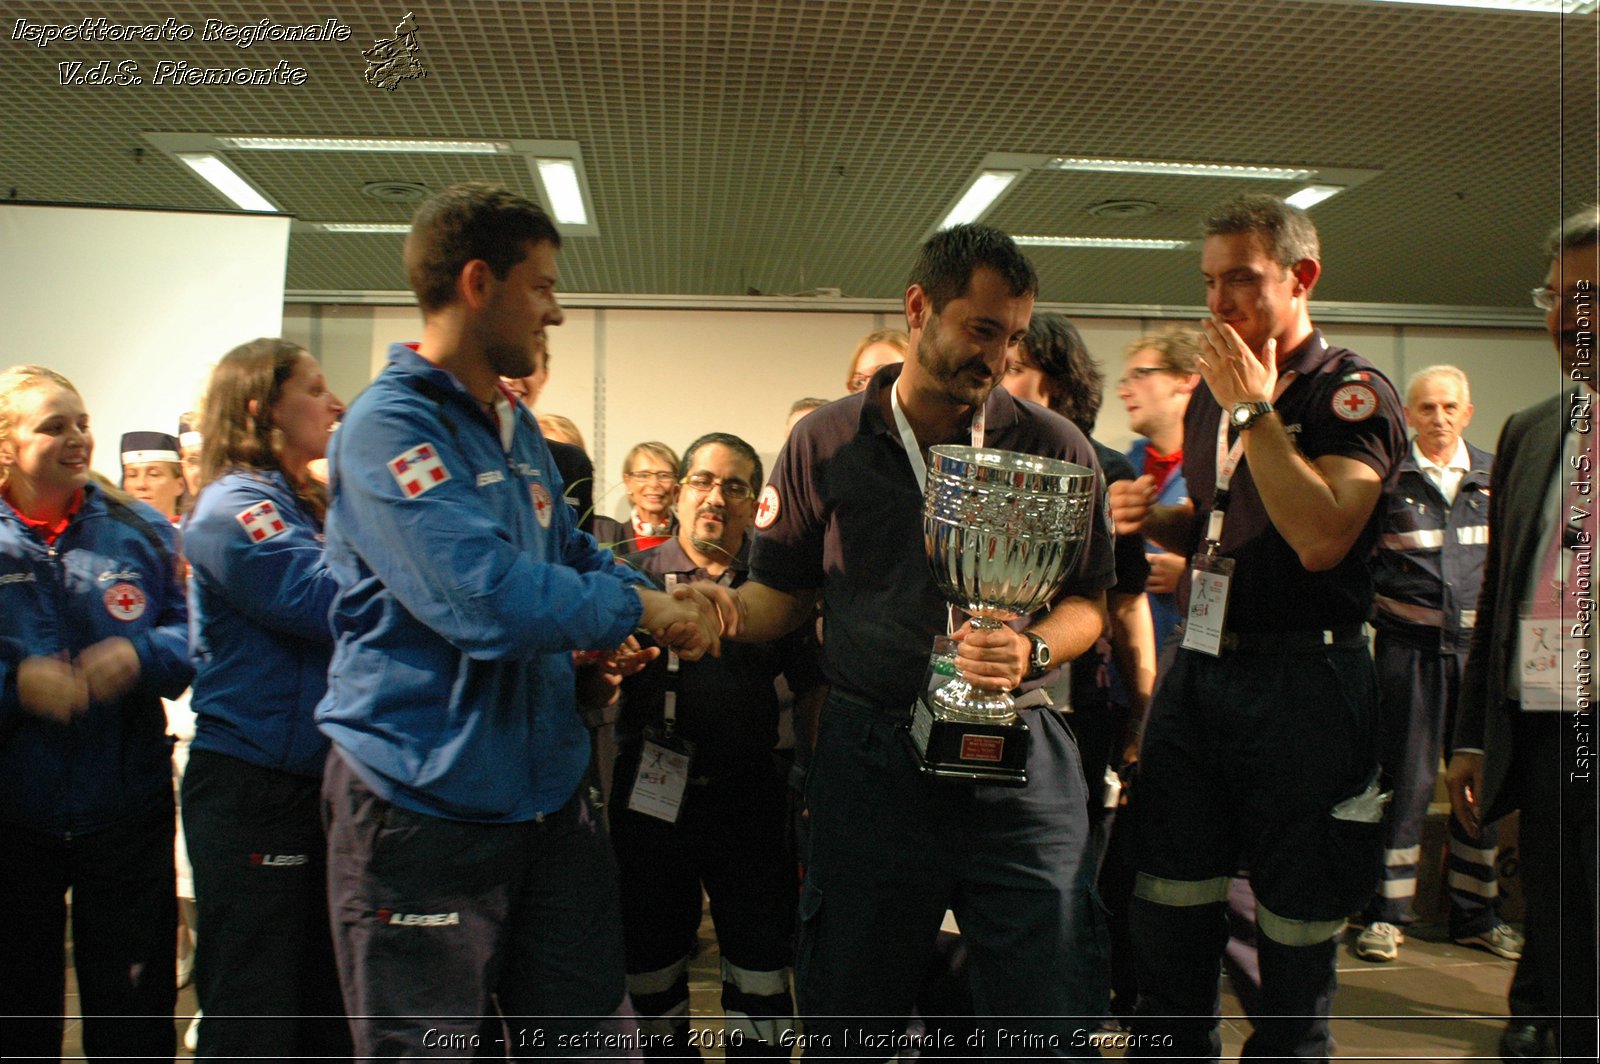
[{"x1": 910, "y1": 445, "x2": 1097, "y2": 783}]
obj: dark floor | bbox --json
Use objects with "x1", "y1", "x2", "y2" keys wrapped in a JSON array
[{"x1": 58, "y1": 916, "x2": 1518, "y2": 1061}]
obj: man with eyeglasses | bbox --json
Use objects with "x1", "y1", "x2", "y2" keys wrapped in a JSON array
[
  {"x1": 609, "y1": 432, "x2": 822, "y2": 1055},
  {"x1": 1110, "y1": 193, "x2": 1406, "y2": 1059},
  {"x1": 1447, "y1": 206, "x2": 1599, "y2": 1061},
  {"x1": 1117, "y1": 327, "x2": 1204, "y2": 650}
]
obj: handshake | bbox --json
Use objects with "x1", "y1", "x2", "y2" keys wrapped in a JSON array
[
  {"x1": 17, "y1": 637, "x2": 142, "y2": 723},
  {"x1": 635, "y1": 582, "x2": 745, "y2": 661}
]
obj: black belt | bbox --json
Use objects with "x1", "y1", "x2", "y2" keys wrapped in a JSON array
[{"x1": 1217, "y1": 623, "x2": 1366, "y2": 653}]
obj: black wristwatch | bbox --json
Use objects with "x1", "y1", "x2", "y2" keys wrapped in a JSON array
[
  {"x1": 1230, "y1": 401, "x2": 1275, "y2": 431},
  {"x1": 1024, "y1": 631, "x2": 1052, "y2": 678}
]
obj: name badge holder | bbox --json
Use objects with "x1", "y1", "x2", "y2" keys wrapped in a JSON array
[
  {"x1": 628, "y1": 573, "x2": 696, "y2": 821},
  {"x1": 1182, "y1": 502, "x2": 1236, "y2": 657},
  {"x1": 1519, "y1": 512, "x2": 1595, "y2": 712},
  {"x1": 1182, "y1": 374, "x2": 1296, "y2": 657}
]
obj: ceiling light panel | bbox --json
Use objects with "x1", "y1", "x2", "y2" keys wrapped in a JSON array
[
  {"x1": 218, "y1": 136, "x2": 512, "y2": 154},
  {"x1": 1013, "y1": 236, "x2": 1192, "y2": 249},
  {"x1": 1045, "y1": 157, "x2": 1317, "y2": 181},
  {"x1": 175, "y1": 153, "x2": 278, "y2": 213}
]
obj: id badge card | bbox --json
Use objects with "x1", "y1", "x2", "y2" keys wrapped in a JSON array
[
  {"x1": 626, "y1": 727, "x2": 696, "y2": 822},
  {"x1": 1182, "y1": 554, "x2": 1236, "y2": 657},
  {"x1": 1518, "y1": 613, "x2": 1586, "y2": 712}
]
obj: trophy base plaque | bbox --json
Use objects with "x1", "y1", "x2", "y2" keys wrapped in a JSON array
[{"x1": 908, "y1": 696, "x2": 1029, "y2": 786}]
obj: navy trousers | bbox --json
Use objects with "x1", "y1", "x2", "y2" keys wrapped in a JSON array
[
  {"x1": 322, "y1": 748, "x2": 628, "y2": 1059},
  {"x1": 183, "y1": 748, "x2": 350, "y2": 1059},
  {"x1": 0, "y1": 801, "x2": 177, "y2": 1061},
  {"x1": 796, "y1": 696, "x2": 1108, "y2": 1059},
  {"x1": 1364, "y1": 636, "x2": 1502, "y2": 936},
  {"x1": 1128, "y1": 640, "x2": 1383, "y2": 1061}
]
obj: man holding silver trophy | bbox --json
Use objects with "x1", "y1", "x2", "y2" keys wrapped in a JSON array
[{"x1": 711, "y1": 224, "x2": 1117, "y2": 1053}]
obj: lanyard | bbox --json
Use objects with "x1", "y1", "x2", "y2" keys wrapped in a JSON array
[
  {"x1": 1203, "y1": 370, "x2": 1299, "y2": 547},
  {"x1": 890, "y1": 379, "x2": 986, "y2": 494},
  {"x1": 892, "y1": 380, "x2": 987, "y2": 635},
  {"x1": 660, "y1": 568, "x2": 735, "y2": 733}
]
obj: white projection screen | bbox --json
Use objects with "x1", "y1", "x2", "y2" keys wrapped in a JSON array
[{"x1": 0, "y1": 202, "x2": 290, "y2": 481}]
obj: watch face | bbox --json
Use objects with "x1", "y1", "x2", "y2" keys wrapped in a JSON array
[{"x1": 1232, "y1": 406, "x2": 1251, "y2": 426}]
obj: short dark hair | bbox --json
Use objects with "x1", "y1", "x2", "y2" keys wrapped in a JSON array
[
  {"x1": 1021, "y1": 313, "x2": 1103, "y2": 434},
  {"x1": 680, "y1": 431, "x2": 763, "y2": 492},
  {"x1": 1547, "y1": 204, "x2": 1600, "y2": 258},
  {"x1": 1201, "y1": 193, "x2": 1320, "y2": 269},
  {"x1": 909, "y1": 224, "x2": 1038, "y2": 313},
  {"x1": 405, "y1": 182, "x2": 562, "y2": 313}
]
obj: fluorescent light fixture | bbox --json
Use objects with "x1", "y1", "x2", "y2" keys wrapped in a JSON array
[
  {"x1": 175, "y1": 153, "x2": 278, "y2": 212},
  {"x1": 1012, "y1": 236, "x2": 1191, "y2": 250},
  {"x1": 938, "y1": 170, "x2": 1022, "y2": 230},
  {"x1": 1283, "y1": 184, "x2": 1346, "y2": 210},
  {"x1": 1351, "y1": 1, "x2": 1595, "y2": 12},
  {"x1": 312, "y1": 223, "x2": 412, "y2": 234},
  {"x1": 1046, "y1": 157, "x2": 1315, "y2": 182},
  {"x1": 218, "y1": 136, "x2": 511, "y2": 154},
  {"x1": 535, "y1": 158, "x2": 589, "y2": 225}
]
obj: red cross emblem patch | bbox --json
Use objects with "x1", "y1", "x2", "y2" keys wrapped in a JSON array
[
  {"x1": 754, "y1": 484, "x2": 780, "y2": 530},
  {"x1": 104, "y1": 582, "x2": 146, "y2": 622},
  {"x1": 530, "y1": 482, "x2": 555, "y2": 529},
  {"x1": 1331, "y1": 383, "x2": 1378, "y2": 422},
  {"x1": 235, "y1": 501, "x2": 287, "y2": 543},
  {"x1": 388, "y1": 442, "x2": 451, "y2": 497}
]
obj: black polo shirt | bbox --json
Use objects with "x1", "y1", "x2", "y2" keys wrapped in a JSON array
[
  {"x1": 750, "y1": 364, "x2": 1116, "y2": 710},
  {"x1": 618, "y1": 537, "x2": 823, "y2": 780},
  {"x1": 1176, "y1": 329, "x2": 1405, "y2": 632}
]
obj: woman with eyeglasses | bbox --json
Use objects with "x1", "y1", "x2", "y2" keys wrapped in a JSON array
[
  {"x1": 594, "y1": 440, "x2": 681, "y2": 555},
  {"x1": 843, "y1": 327, "x2": 908, "y2": 394}
]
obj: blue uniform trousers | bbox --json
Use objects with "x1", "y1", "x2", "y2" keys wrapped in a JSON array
[
  {"x1": 322, "y1": 749, "x2": 627, "y2": 1059},
  {"x1": 796, "y1": 695, "x2": 1108, "y2": 1059},
  {"x1": 1363, "y1": 635, "x2": 1502, "y2": 936},
  {"x1": 0, "y1": 801, "x2": 177, "y2": 1060},
  {"x1": 183, "y1": 749, "x2": 350, "y2": 1059},
  {"x1": 610, "y1": 760, "x2": 796, "y2": 1056},
  {"x1": 1128, "y1": 639, "x2": 1383, "y2": 1061}
]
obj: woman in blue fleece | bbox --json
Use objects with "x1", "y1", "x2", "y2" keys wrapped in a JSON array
[
  {"x1": 181, "y1": 338, "x2": 350, "y2": 1058},
  {"x1": 0, "y1": 364, "x2": 192, "y2": 1059}
]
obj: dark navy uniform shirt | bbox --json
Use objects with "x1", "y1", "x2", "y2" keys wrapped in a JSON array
[
  {"x1": 750, "y1": 363, "x2": 1117, "y2": 710},
  {"x1": 1175, "y1": 330, "x2": 1406, "y2": 632}
]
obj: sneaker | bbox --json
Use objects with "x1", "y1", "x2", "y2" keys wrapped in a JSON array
[
  {"x1": 1355, "y1": 921, "x2": 1404, "y2": 962},
  {"x1": 1456, "y1": 922, "x2": 1525, "y2": 960},
  {"x1": 184, "y1": 1010, "x2": 201, "y2": 1052}
]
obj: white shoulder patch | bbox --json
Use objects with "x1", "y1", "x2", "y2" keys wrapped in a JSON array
[
  {"x1": 235, "y1": 501, "x2": 287, "y2": 543},
  {"x1": 388, "y1": 442, "x2": 452, "y2": 497}
]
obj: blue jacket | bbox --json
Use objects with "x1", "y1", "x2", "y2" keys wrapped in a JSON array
[
  {"x1": 0, "y1": 484, "x2": 192, "y2": 836},
  {"x1": 1370, "y1": 440, "x2": 1493, "y2": 654},
  {"x1": 186, "y1": 469, "x2": 338, "y2": 777},
  {"x1": 317, "y1": 344, "x2": 650, "y2": 822}
]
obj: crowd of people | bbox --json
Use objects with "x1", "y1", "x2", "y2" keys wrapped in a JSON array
[{"x1": 0, "y1": 181, "x2": 1593, "y2": 1063}]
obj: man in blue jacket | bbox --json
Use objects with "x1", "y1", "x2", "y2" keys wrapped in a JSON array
[{"x1": 317, "y1": 182, "x2": 721, "y2": 1057}]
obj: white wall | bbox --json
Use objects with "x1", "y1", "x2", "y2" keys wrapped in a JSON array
[
  {"x1": 282, "y1": 301, "x2": 1556, "y2": 520},
  {"x1": 1, "y1": 203, "x2": 289, "y2": 479}
]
